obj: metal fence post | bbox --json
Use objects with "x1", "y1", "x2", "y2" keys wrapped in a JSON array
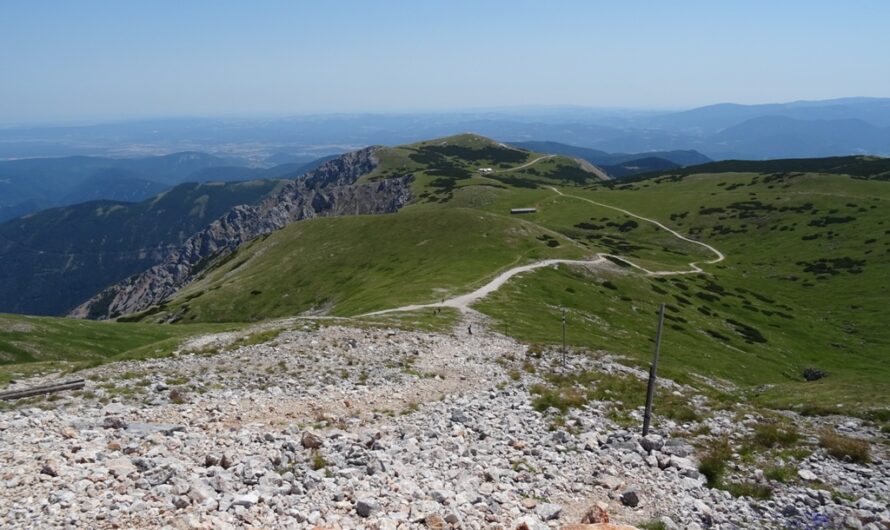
[{"x1": 642, "y1": 303, "x2": 666, "y2": 437}]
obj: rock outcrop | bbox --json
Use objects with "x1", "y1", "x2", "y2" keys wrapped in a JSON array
[{"x1": 70, "y1": 147, "x2": 413, "y2": 319}]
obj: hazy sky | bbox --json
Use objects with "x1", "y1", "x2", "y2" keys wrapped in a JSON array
[{"x1": 2, "y1": 0, "x2": 889, "y2": 124}]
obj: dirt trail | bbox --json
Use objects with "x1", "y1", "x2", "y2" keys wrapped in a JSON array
[
  {"x1": 362, "y1": 257, "x2": 609, "y2": 316},
  {"x1": 362, "y1": 186, "x2": 725, "y2": 317},
  {"x1": 548, "y1": 186, "x2": 725, "y2": 273}
]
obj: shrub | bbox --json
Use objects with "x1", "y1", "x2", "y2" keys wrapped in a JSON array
[
  {"x1": 819, "y1": 428, "x2": 870, "y2": 464},
  {"x1": 802, "y1": 368, "x2": 827, "y2": 381}
]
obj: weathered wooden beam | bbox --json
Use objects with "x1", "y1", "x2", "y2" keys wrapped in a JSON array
[{"x1": 0, "y1": 379, "x2": 85, "y2": 401}]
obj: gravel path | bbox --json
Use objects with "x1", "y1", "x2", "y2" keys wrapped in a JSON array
[{"x1": 1, "y1": 319, "x2": 887, "y2": 529}]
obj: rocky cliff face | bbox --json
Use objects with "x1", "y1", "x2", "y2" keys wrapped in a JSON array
[{"x1": 71, "y1": 147, "x2": 413, "y2": 319}]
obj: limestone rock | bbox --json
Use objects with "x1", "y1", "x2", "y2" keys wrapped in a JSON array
[
  {"x1": 301, "y1": 432, "x2": 323, "y2": 449},
  {"x1": 355, "y1": 498, "x2": 379, "y2": 518}
]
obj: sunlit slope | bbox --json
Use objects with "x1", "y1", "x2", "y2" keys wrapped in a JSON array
[
  {"x1": 136, "y1": 135, "x2": 717, "y2": 323},
  {"x1": 138, "y1": 208, "x2": 587, "y2": 322},
  {"x1": 476, "y1": 163, "x2": 890, "y2": 415},
  {"x1": 0, "y1": 313, "x2": 236, "y2": 382}
]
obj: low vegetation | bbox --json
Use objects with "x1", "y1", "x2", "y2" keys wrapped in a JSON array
[
  {"x1": 699, "y1": 438, "x2": 773, "y2": 500},
  {"x1": 750, "y1": 421, "x2": 800, "y2": 449},
  {"x1": 478, "y1": 164, "x2": 890, "y2": 417},
  {"x1": 529, "y1": 367, "x2": 702, "y2": 428},
  {"x1": 818, "y1": 427, "x2": 871, "y2": 464}
]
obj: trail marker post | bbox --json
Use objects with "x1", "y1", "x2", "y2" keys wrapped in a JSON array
[
  {"x1": 642, "y1": 303, "x2": 666, "y2": 437},
  {"x1": 561, "y1": 307, "x2": 567, "y2": 367}
]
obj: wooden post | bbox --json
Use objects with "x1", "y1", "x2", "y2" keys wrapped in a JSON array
[
  {"x1": 561, "y1": 307, "x2": 567, "y2": 367},
  {"x1": 642, "y1": 304, "x2": 666, "y2": 437}
]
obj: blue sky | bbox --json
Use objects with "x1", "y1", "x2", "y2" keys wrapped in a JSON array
[{"x1": 2, "y1": 0, "x2": 889, "y2": 123}]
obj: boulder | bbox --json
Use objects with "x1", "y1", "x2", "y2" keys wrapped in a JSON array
[
  {"x1": 356, "y1": 498, "x2": 380, "y2": 518},
  {"x1": 596, "y1": 475, "x2": 624, "y2": 490},
  {"x1": 102, "y1": 416, "x2": 128, "y2": 430},
  {"x1": 40, "y1": 460, "x2": 60, "y2": 477},
  {"x1": 301, "y1": 432, "x2": 323, "y2": 449},
  {"x1": 620, "y1": 489, "x2": 640, "y2": 508},
  {"x1": 797, "y1": 469, "x2": 818, "y2": 482},
  {"x1": 107, "y1": 457, "x2": 137, "y2": 479},
  {"x1": 536, "y1": 502, "x2": 562, "y2": 521},
  {"x1": 232, "y1": 492, "x2": 259, "y2": 508},
  {"x1": 425, "y1": 514, "x2": 446, "y2": 529}
]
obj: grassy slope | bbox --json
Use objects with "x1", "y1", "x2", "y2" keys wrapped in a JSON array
[
  {"x1": 146, "y1": 207, "x2": 587, "y2": 322},
  {"x1": 145, "y1": 135, "x2": 710, "y2": 324},
  {"x1": 476, "y1": 169, "x2": 890, "y2": 416},
  {"x1": 0, "y1": 313, "x2": 237, "y2": 384}
]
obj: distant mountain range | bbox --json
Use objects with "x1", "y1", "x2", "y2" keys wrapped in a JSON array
[
  {"x1": 2, "y1": 97, "x2": 887, "y2": 163},
  {"x1": 649, "y1": 97, "x2": 890, "y2": 132},
  {"x1": 0, "y1": 153, "x2": 336, "y2": 222}
]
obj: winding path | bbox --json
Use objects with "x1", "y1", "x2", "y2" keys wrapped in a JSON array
[
  {"x1": 548, "y1": 187, "x2": 725, "y2": 274},
  {"x1": 362, "y1": 257, "x2": 609, "y2": 316},
  {"x1": 361, "y1": 172, "x2": 725, "y2": 317}
]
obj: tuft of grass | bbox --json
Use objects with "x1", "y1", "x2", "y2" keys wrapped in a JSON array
[
  {"x1": 751, "y1": 421, "x2": 800, "y2": 449},
  {"x1": 530, "y1": 383, "x2": 588, "y2": 413},
  {"x1": 699, "y1": 437, "x2": 772, "y2": 499},
  {"x1": 764, "y1": 465, "x2": 797, "y2": 483},
  {"x1": 699, "y1": 437, "x2": 732, "y2": 486},
  {"x1": 721, "y1": 481, "x2": 773, "y2": 500},
  {"x1": 230, "y1": 329, "x2": 282, "y2": 349},
  {"x1": 508, "y1": 369, "x2": 521, "y2": 381},
  {"x1": 639, "y1": 522, "x2": 668, "y2": 530},
  {"x1": 818, "y1": 427, "x2": 870, "y2": 464},
  {"x1": 310, "y1": 450, "x2": 327, "y2": 471}
]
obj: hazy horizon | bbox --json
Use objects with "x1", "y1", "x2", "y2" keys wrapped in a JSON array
[{"x1": 3, "y1": 1, "x2": 890, "y2": 124}]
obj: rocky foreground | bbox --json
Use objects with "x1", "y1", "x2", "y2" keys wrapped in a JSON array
[{"x1": 1, "y1": 318, "x2": 888, "y2": 529}]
